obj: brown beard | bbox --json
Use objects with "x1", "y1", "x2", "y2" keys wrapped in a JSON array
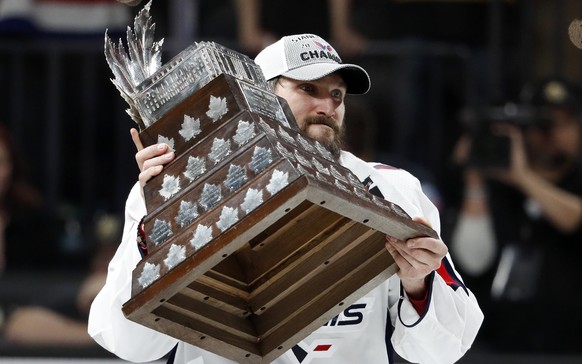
[{"x1": 300, "y1": 116, "x2": 344, "y2": 160}]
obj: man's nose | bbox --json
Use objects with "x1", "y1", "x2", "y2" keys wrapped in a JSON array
[{"x1": 315, "y1": 97, "x2": 336, "y2": 117}]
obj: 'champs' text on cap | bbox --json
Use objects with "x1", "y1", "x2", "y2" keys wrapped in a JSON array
[{"x1": 255, "y1": 34, "x2": 371, "y2": 95}]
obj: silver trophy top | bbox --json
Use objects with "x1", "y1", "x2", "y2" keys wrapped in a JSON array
[{"x1": 105, "y1": 0, "x2": 268, "y2": 129}]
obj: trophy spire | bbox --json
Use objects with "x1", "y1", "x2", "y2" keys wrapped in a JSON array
[
  {"x1": 104, "y1": 0, "x2": 268, "y2": 130},
  {"x1": 104, "y1": 0, "x2": 163, "y2": 129}
]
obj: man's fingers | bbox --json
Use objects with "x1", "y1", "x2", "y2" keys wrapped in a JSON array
[
  {"x1": 386, "y1": 237, "x2": 427, "y2": 268},
  {"x1": 386, "y1": 235, "x2": 444, "y2": 275},
  {"x1": 138, "y1": 146, "x2": 174, "y2": 186},
  {"x1": 130, "y1": 128, "x2": 144, "y2": 151},
  {"x1": 135, "y1": 143, "x2": 173, "y2": 172},
  {"x1": 385, "y1": 237, "x2": 410, "y2": 269},
  {"x1": 141, "y1": 147, "x2": 174, "y2": 171},
  {"x1": 407, "y1": 236, "x2": 448, "y2": 257},
  {"x1": 139, "y1": 165, "x2": 163, "y2": 187},
  {"x1": 412, "y1": 216, "x2": 432, "y2": 228},
  {"x1": 386, "y1": 237, "x2": 433, "y2": 278},
  {"x1": 131, "y1": 130, "x2": 175, "y2": 187}
]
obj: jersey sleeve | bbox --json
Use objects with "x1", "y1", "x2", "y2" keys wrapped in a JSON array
[
  {"x1": 371, "y1": 165, "x2": 484, "y2": 363},
  {"x1": 88, "y1": 182, "x2": 179, "y2": 362},
  {"x1": 391, "y1": 267, "x2": 483, "y2": 364}
]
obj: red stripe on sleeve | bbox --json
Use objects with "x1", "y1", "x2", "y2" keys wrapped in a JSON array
[
  {"x1": 436, "y1": 258, "x2": 466, "y2": 293},
  {"x1": 314, "y1": 344, "x2": 332, "y2": 352}
]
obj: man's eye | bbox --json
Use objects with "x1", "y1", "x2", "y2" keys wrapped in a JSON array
[
  {"x1": 331, "y1": 90, "x2": 344, "y2": 100},
  {"x1": 300, "y1": 84, "x2": 314, "y2": 93}
]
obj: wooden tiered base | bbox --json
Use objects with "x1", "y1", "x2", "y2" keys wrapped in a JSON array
[{"x1": 122, "y1": 75, "x2": 437, "y2": 363}]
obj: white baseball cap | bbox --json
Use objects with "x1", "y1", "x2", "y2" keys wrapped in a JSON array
[{"x1": 254, "y1": 33, "x2": 371, "y2": 95}]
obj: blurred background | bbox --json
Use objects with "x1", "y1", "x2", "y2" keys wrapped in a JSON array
[{"x1": 1, "y1": 0, "x2": 581, "y2": 362}]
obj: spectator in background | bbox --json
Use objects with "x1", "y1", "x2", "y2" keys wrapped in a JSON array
[
  {"x1": 114, "y1": 0, "x2": 366, "y2": 56},
  {"x1": 2, "y1": 211, "x2": 120, "y2": 346},
  {"x1": 0, "y1": 121, "x2": 73, "y2": 344},
  {"x1": 0, "y1": 122, "x2": 117, "y2": 347},
  {"x1": 233, "y1": 0, "x2": 366, "y2": 57},
  {"x1": 0, "y1": 123, "x2": 63, "y2": 273},
  {"x1": 448, "y1": 78, "x2": 582, "y2": 352}
]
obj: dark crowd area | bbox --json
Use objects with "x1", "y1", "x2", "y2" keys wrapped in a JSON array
[{"x1": 1, "y1": 0, "x2": 582, "y2": 362}]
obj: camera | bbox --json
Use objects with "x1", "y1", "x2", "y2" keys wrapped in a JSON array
[{"x1": 461, "y1": 102, "x2": 551, "y2": 169}]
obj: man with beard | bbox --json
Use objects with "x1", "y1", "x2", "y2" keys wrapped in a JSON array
[{"x1": 89, "y1": 34, "x2": 483, "y2": 363}]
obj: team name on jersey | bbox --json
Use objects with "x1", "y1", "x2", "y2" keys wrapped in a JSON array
[
  {"x1": 290, "y1": 302, "x2": 371, "y2": 363},
  {"x1": 323, "y1": 303, "x2": 367, "y2": 327}
]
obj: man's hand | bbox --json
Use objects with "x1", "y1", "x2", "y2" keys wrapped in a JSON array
[
  {"x1": 130, "y1": 128, "x2": 174, "y2": 187},
  {"x1": 385, "y1": 217, "x2": 448, "y2": 299}
]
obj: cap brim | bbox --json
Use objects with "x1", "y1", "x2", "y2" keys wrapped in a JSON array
[{"x1": 282, "y1": 63, "x2": 371, "y2": 95}]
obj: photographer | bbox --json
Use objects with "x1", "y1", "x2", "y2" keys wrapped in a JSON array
[{"x1": 449, "y1": 78, "x2": 582, "y2": 353}]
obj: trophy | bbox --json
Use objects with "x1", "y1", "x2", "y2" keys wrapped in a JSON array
[{"x1": 105, "y1": 2, "x2": 437, "y2": 363}]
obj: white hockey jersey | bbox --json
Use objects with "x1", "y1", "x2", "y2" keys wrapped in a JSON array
[{"x1": 89, "y1": 151, "x2": 483, "y2": 364}]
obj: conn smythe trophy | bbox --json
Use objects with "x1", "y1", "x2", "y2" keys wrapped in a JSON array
[{"x1": 105, "y1": 2, "x2": 437, "y2": 363}]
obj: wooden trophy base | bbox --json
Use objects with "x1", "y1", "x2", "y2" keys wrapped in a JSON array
[{"x1": 122, "y1": 75, "x2": 437, "y2": 363}]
